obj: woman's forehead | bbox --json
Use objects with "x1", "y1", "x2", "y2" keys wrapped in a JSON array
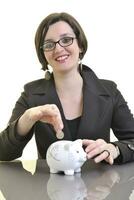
[{"x1": 45, "y1": 21, "x2": 75, "y2": 40}]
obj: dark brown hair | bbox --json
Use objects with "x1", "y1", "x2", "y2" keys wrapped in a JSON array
[{"x1": 35, "y1": 12, "x2": 88, "y2": 71}]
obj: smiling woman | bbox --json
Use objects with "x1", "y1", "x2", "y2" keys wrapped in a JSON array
[
  {"x1": 35, "y1": 13, "x2": 87, "y2": 71},
  {"x1": 0, "y1": 12, "x2": 134, "y2": 165},
  {"x1": 43, "y1": 21, "x2": 81, "y2": 73}
]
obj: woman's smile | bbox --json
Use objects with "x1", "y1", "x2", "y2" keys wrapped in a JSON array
[{"x1": 55, "y1": 54, "x2": 69, "y2": 63}]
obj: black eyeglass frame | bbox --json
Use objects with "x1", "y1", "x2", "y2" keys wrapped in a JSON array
[{"x1": 41, "y1": 37, "x2": 76, "y2": 52}]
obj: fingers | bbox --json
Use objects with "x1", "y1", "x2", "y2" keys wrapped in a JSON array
[
  {"x1": 27, "y1": 104, "x2": 64, "y2": 133},
  {"x1": 83, "y1": 139, "x2": 106, "y2": 157},
  {"x1": 40, "y1": 104, "x2": 64, "y2": 132},
  {"x1": 82, "y1": 139, "x2": 95, "y2": 146},
  {"x1": 94, "y1": 150, "x2": 113, "y2": 165},
  {"x1": 82, "y1": 139, "x2": 116, "y2": 165}
]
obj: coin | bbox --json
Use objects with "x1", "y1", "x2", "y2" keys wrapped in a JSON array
[{"x1": 56, "y1": 130, "x2": 64, "y2": 139}]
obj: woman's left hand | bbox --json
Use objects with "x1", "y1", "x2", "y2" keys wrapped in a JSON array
[{"x1": 82, "y1": 139, "x2": 119, "y2": 165}]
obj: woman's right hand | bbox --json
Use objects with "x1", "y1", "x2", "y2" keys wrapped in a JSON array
[{"x1": 17, "y1": 104, "x2": 64, "y2": 136}]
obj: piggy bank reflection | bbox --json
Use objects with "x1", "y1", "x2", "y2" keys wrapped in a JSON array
[
  {"x1": 46, "y1": 139, "x2": 87, "y2": 175},
  {"x1": 47, "y1": 173, "x2": 87, "y2": 200}
]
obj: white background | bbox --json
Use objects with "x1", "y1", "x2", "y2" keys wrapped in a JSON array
[{"x1": 0, "y1": 0, "x2": 134, "y2": 159}]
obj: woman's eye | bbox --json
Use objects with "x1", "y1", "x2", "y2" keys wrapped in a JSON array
[
  {"x1": 61, "y1": 37, "x2": 72, "y2": 44},
  {"x1": 45, "y1": 42, "x2": 54, "y2": 49}
]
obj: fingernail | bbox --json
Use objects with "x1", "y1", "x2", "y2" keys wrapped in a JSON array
[
  {"x1": 94, "y1": 158, "x2": 99, "y2": 163},
  {"x1": 87, "y1": 154, "x2": 92, "y2": 159},
  {"x1": 85, "y1": 148, "x2": 88, "y2": 153},
  {"x1": 60, "y1": 123, "x2": 63, "y2": 129}
]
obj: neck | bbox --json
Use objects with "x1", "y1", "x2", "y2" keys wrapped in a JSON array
[{"x1": 53, "y1": 68, "x2": 83, "y2": 94}]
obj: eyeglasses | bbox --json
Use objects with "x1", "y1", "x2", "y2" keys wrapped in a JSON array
[{"x1": 41, "y1": 36, "x2": 76, "y2": 52}]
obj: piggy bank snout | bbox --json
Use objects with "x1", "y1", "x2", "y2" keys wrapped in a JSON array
[
  {"x1": 76, "y1": 148, "x2": 87, "y2": 162},
  {"x1": 79, "y1": 152, "x2": 87, "y2": 162}
]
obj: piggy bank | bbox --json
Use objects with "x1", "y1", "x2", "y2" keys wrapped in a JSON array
[{"x1": 46, "y1": 139, "x2": 87, "y2": 175}]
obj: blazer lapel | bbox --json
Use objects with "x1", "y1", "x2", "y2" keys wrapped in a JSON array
[{"x1": 77, "y1": 66, "x2": 111, "y2": 138}]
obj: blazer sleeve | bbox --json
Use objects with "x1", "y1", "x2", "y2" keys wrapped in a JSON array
[
  {"x1": 111, "y1": 82, "x2": 134, "y2": 163},
  {"x1": 0, "y1": 87, "x2": 34, "y2": 161}
]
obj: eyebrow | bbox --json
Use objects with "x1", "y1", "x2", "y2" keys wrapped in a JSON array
[{"x1": 44, "y1": 33, "x2": 75, "y2": 42}]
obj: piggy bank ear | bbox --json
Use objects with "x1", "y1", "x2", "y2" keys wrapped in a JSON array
[
  {"x1": 49, "y1": 145, "x2": 61, "y2": 161},
  {"x1": 64, "y1": 143, "x2": 71, "y2": 151}
]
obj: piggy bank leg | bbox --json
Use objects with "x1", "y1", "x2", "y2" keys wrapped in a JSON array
[
  {"x1": 64, "y1": 170, "x2": 74, "y2": 175},
  {"x1": 50, "y1": 168, "x2": 59, "y2": 174},
  {"x1": 75, "y1": 168, "x2": 81, "y2": 173}
]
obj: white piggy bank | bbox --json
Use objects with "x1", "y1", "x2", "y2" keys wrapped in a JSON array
[{"x1": 46, "y1": 139, "x2": 87, "y2": 175}]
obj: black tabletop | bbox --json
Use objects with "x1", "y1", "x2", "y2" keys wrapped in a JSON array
[{"x1": 0, "y1": 159, "x2": 134, "y2": 200}]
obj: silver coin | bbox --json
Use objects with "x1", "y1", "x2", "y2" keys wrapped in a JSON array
[{"x1": 56, "y1": 130, "x2": 64, "y2": 139}]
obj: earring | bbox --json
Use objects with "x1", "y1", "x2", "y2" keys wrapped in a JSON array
[{"x1": 45, "y1": 69, "x2": 51, "y2": 80}]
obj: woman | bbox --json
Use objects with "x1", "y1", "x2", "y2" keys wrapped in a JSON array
[{"x1": 0, "y1": 12, "x2": 134, "y2": 164}]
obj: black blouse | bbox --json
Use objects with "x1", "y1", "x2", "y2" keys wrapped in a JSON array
[{"x1": 66, "y1": 116, "x2": 81, "y2": 141}]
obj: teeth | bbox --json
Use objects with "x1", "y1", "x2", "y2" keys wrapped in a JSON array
[{"x1": 56, "y1": 55, "x2": 68, "y2": 61}]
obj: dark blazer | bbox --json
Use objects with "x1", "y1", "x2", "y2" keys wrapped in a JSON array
[{"x1": 0, "y1": 65, "x2": 134, "y2": 162}]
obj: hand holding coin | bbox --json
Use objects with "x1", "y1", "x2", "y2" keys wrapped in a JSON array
[{"x1": 50, "y1": 105, "x2": 64, "y2": 139}]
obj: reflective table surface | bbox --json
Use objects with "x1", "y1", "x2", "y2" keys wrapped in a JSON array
[{"x1": 0, "y1": 159, "x2": 134, "y2": 200}]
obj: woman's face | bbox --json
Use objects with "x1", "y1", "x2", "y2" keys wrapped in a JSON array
[{"x1": 44, "y1": 21, "x2": 81, "y2": 74}]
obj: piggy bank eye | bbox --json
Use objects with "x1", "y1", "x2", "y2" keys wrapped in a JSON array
[{"x1": 76, "y1": 150, "x2": 79, "y2": 153}]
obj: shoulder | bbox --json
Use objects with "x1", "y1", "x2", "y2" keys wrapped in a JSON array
[
  {"x1": 23, "y1": 78, "x2": 47, "y2": 94},
  {"x1": 99, "y1": 79, "x2": 120, "y2": 97},
  {"x1": 24, "y1": 78, "x2": 46, "y2": 88},
  {"x1": 99, "y1": 79, "x2": 117, "y2": 91},
  {"x1": 83, "y1": 64, "x2": 118, "y2": 95}
]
